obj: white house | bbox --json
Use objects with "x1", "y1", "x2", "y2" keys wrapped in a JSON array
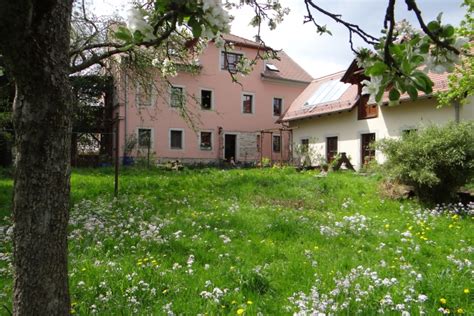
[{"x1": 281, "y1": 61, "x2": 474, "y2": 169}]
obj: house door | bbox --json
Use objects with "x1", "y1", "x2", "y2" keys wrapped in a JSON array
[
  {"x1": 326, "y1": 137, "x2": 338, "y2": 163},
  {"x1": 361, "y1": 133, "x2": 376, "y2": 165},
  {"x1": 224, "y1": 134, "x2": 237, "y2": 161}
]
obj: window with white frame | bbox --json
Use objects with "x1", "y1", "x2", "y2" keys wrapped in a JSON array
[
  {"x1": 170, "y1": 86, "x2": 184, "y2": 108},
  {"x1": 138, "y1": 128, "x2": 152, "y2": 147},
  {"x1": 273, "y1": 98, "x2": 282, "y2": 116},
  {"x1": 170, "y1": 130, "x2": 183, "y2": 149},
  {"x1": 242, "y1": 94, "x2": 254, "y2": 114},
  {"x1": 201, "y1": 89, "x2": 213, "y2": 110},
  {"x1": 200, "y1": 131, "x2": 212, "y2": 150},
  {"x1": 221, "y1": 51, "x2": 242, "y2": 72},
  {"x1": 136, "y1": 82, "x2": 153, "y2": 107},
  {"x1": 273, "y1": 135, "x2": 281, "y2": 152}
]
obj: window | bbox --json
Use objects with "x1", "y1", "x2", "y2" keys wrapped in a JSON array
[
  {"x1": 201, "y1": 90, "x2": 213, "y2": 110},
  {"x1": 137, "y1": 83, "x2": 153, "y2": 107},
  {"x1": 221, "y1": 51, "x2": 242, "y2": 72},
  {"x1": 361, "y1": 133, "x2": 376, "y2": 165},
  {"x1": 358, "y1": 95, "x2": 378, "y2": 120},
  {"x1": 273, "y1": 135, "x2": 281, "y2": 153},
  {"x1": 170, "y1": 130, "x2": 183, "y2": 149},
  {"x1": 242, "y1": 94, "x2": 253, "y2": 114},
  {"x1": 138, "y1": 128, "x2": 152, "y2": 147},
  {"x1": 301, "y1": 138, "x2": 309, "y2": 153},
  {"x1": 326, "y1": 137, "x2": 338, "y2": 163},
  {"x1": 170, "y1": 86, "x2": 184, "y2": 108},
  {"x1": 273, "y1": 98, "x2": 282, "y2": 116},
  {"x1": 266, "y1": 63, "x2": 279, "y2": 72},
  {"x1": 200, "y1": 132, "x2": 212, "y2": 150}
]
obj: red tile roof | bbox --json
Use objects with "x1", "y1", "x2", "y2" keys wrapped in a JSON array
[
  {"x1": 282, "y1": 68, "x2": 450, "y2": 122},
  {"x1": 262, "y1": 51, "x2": 313, "y2": 83},
  {"x1": 222, "y1": 34, "x2": 312, "y2": 84}
]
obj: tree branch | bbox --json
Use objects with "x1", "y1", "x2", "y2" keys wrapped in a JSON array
[
  {"x1": 303, "y1": 0, "x2": 380, "y2": 47},
  {"x1": 384, "y1": 0, "x2": 397, "y2": 67},
  {"x1": 70, "y1": 18, "x2": 177, "y2": 74},
  {"x1": 405, "y1": 0, "x2": 460, "y2": 54}
]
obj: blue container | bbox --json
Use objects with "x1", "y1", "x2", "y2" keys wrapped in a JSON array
[{"x1": 122, "y1": 156, "x2": 134, "y2": 166}]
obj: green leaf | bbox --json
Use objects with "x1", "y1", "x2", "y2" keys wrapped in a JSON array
[
  {"x1": 118, "y1": 44, "x2": 134, "y2": 52},
  {"x1": 410, "y1": 55, "x2": 425, "y2": 66},
  {"x1": 441, "y1": 25, "x2": 455, "y2": 38},
  {"x1": 366, "y1": 61, "x2": 388, "y2": 76},
  {"x1": 406, "y1": 85, "x2": 419, "y2": 100},
  {"x1": 114, "y1": 26, "x2": 133, "y2": 43},
  {"x1": 375, "y1": 83, "x2": 386, "y2": 103},
  {"x1": 427, "y1": 20, "x2": 440, "y2": 33},
  {"x1": 390, "y1": 44, "x2": 404, "y2": 58},
  {"x1": 133, "y1": 30, "x2": 144, "y2": 43},
  {"x1": 411, "y1": 71, "x2": 433, "y2": 94},
  {"x1": 401, "y1": 59, "x2": 412, "y2": 74},
  {"x1": 389, "y1": 88, "x2": 400, "y2": 101},
  {"x1": 419, "y1": 43, "x2": 430, "y2": 54},
  {"x1": 187, "y1": 16, "x2": 202, "y2": 38}
]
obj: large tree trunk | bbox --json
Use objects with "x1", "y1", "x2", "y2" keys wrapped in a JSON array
[{"x1": 0, "y1": 1, "x2": 73, "y2": 314}]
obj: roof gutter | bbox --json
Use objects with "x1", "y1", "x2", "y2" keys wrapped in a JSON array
[{"x1": 260, "y1": 73, "x2": 311, "y2": 85}]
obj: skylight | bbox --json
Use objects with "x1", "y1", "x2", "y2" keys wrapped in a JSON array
[
  {"x1": 266, "y1": 63, "x2": 279, "y2": 72},
  {"x1": 304, "y1": 80, "x2": 350, "y2": 108}
]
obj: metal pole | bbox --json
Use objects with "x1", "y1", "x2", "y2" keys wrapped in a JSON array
[
  {"x1": 280, "y1": 129, "x2": 283, "y2": 165},
  {"x1": 114, "y1": 114, "x2": 119, "y2": 197},
  {"x1": 270, "y1": 131, "x2": 273, "y2": 166}
]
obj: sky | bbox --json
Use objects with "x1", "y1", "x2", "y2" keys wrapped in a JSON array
[{"x1": 92, "y1": 0, "x2": 466, "y2": 78}]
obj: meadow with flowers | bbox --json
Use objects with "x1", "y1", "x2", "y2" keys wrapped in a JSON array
[{"x1": 0, "y1": 167, "x2": 472, "y2": 315}]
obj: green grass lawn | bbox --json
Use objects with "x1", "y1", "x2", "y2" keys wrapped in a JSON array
[{"x1": 0, "y1": 167, "x2": 473, "y2": 315}]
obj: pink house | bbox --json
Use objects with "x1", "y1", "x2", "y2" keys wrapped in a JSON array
[{"x1": 113, "y1": 34, "x2": 312, "y2": 165}]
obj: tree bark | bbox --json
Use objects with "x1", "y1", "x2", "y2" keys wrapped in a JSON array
[{"x1": 0, "y1": 1, "x2": 73, "y2": 314}]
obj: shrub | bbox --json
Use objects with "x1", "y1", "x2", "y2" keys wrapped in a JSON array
[{"x1": 377, "y1": 121, "x2": 474, "y2": 203}]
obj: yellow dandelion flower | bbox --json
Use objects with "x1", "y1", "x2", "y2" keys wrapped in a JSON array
[
  {"x1": 449, "y1": 224, "x2": 454, "y2": 228},
  {"x1": 162, "y1": 289, "x2": 168, "y2": 294},
  {"x1": 440, "y1": 298, "x2": 447, "y2": 305},
  {"x1": 457, "y1": 308, "x2": 464, "y2": 314},
  {"x1": 464, "y1": 288, "x2": 470, "y2": 294},
  {"x1": 247, "y1": 300, "x2": 253, "y2": 305},
  {"x1": 231, "y1": 300, "x2": 237, "y2": 305},
  {"x1": 237, "y1": 308, "x2": 245, "y2": 315},
  {"x1": 384, "y1": 224, "x2": 390, "y2": 229}
]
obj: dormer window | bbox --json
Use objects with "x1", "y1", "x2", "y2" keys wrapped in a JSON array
[{"x1": 266, "y1": 63, "x2": 279, "y2": 72}]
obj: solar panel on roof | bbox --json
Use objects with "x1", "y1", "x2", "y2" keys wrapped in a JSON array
[{"x1": 304, "y1": 80, "x2": 351, "y2": 108}]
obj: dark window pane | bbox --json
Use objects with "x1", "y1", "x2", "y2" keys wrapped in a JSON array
[
  {"x1": 200, "y1": 132, "x2": 212, "y2": 150},
  {"x1": 170, "y1": 130, "x2": 183, "y2": 149},
  {"x1": 243, "y1": 94, "x2": 253, "y2": 113},
  {"x1": 138, "y1": 129, "x2": 151, "y2": 147},
  {"x1": 273, "y1": 98, "x2": 282, "y2": 116},
  {"x1": 201, "y1": 90, "x2": 212, "y2": 110},
  {"x1": 273, "y1": 135, "x2": 281, "y2": 152},
  {"x1": 171, "y1": 87, "x2": 184, "y2": 108}
]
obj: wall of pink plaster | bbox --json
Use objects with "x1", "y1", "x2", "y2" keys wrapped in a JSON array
[{"x1": 114, "y1": 41, "x2": 308, "y2": 164}]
